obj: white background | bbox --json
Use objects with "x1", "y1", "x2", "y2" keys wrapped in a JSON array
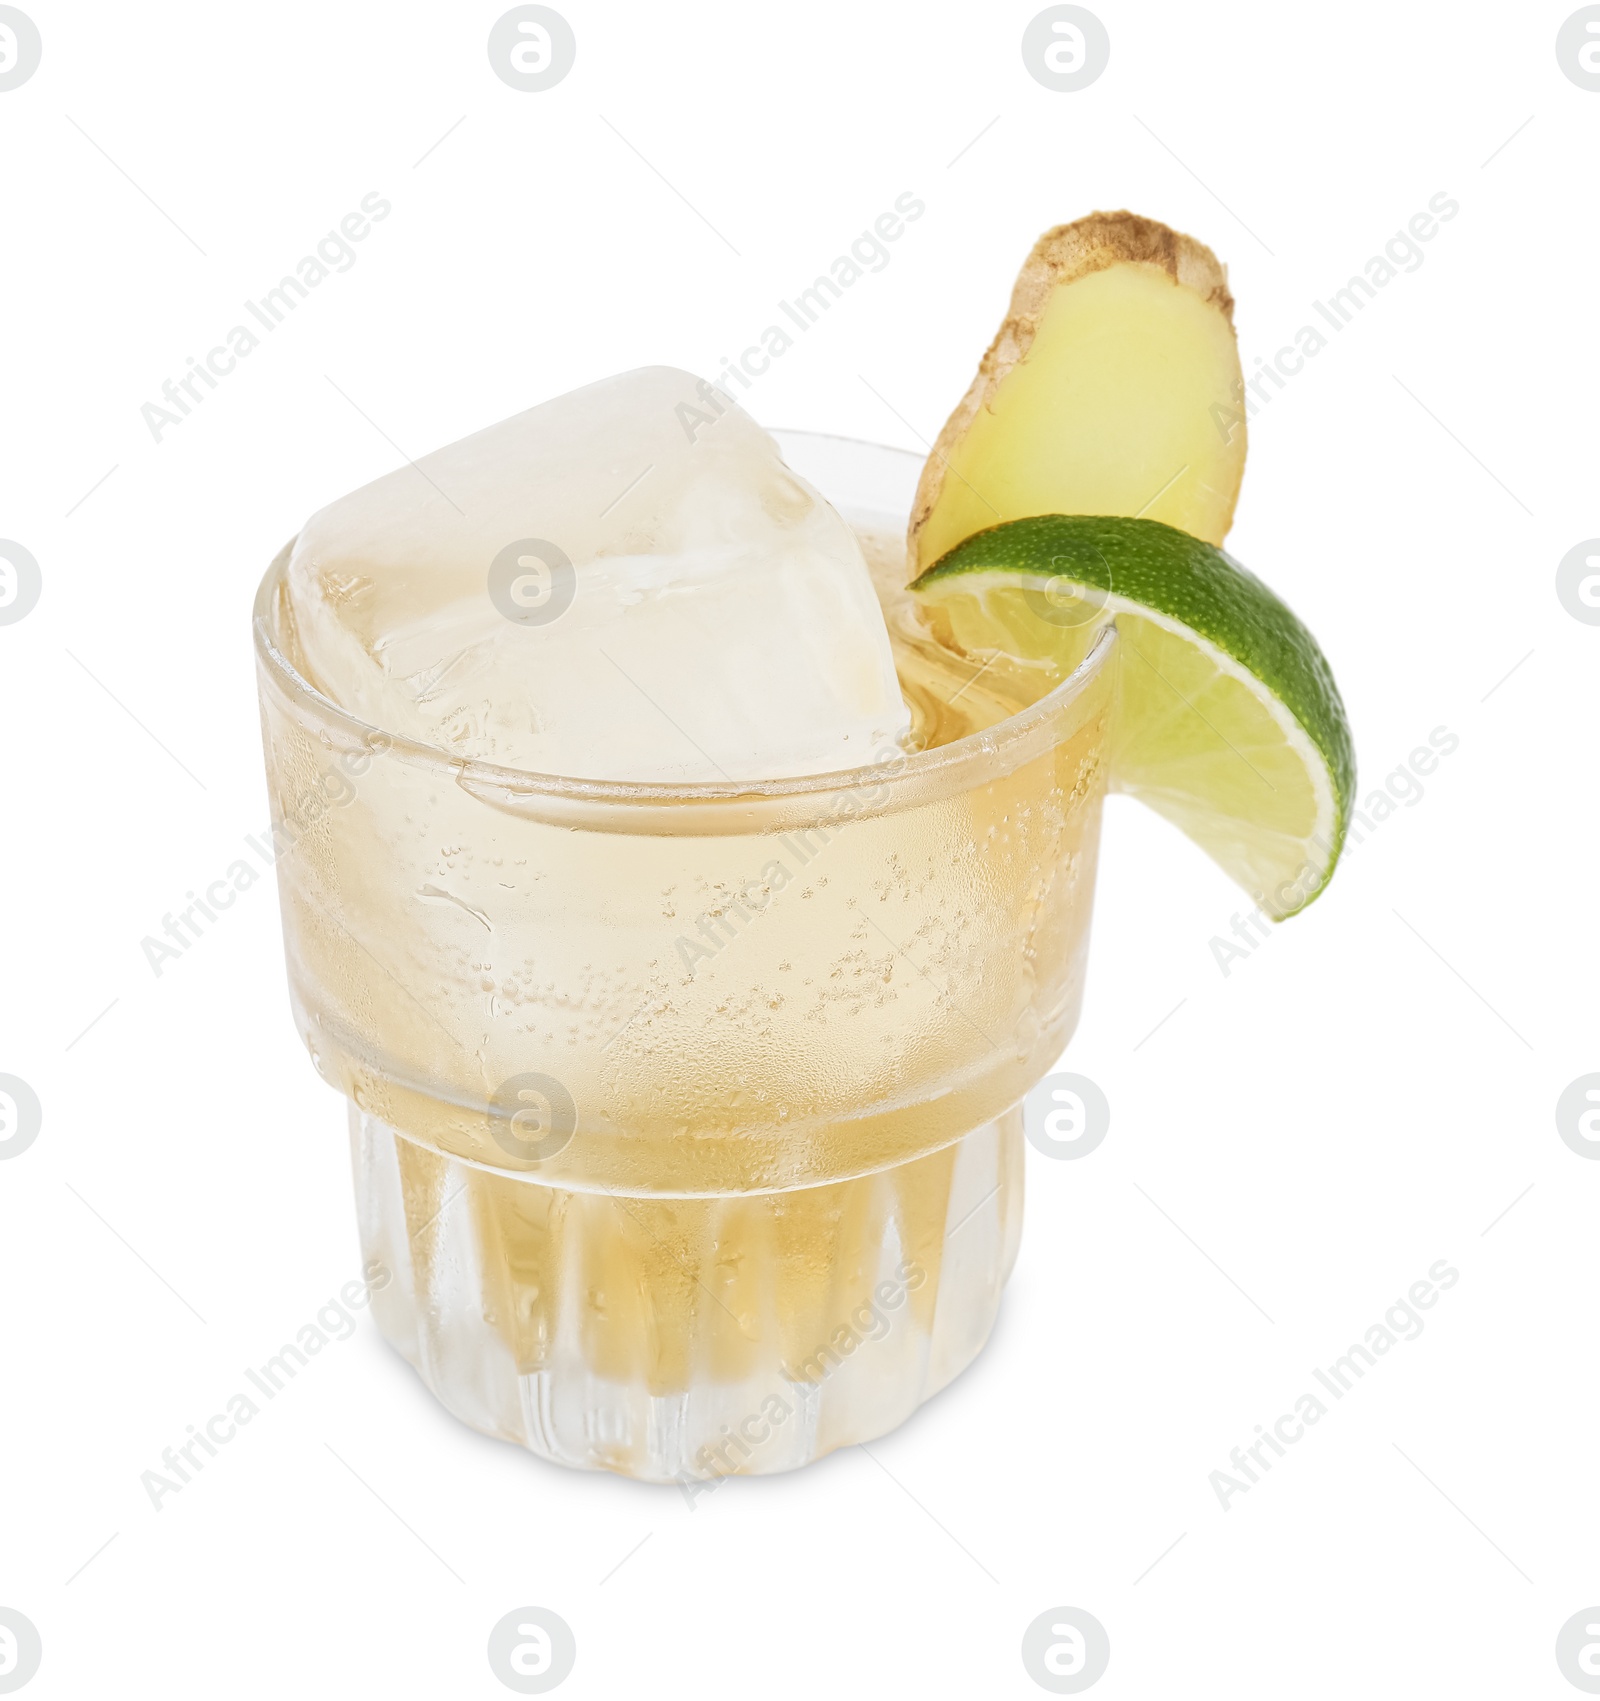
[{"x1": 2, "y1": 2, "x2": 1596, "y2": 1695}]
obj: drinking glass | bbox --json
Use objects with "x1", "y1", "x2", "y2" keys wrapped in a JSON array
[{"x1": 252, "y1": 431, "x2": 1114, "y2": 1481}]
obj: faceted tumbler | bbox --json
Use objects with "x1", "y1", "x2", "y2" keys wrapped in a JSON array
[{"x1": 252, "y1": 432, "x2": 1113, "y2": 1481}]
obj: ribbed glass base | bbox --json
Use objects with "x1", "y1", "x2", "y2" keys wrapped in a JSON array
[{"x1": 349, "y1": 1104, "x2": 1023, "y2": 1482}]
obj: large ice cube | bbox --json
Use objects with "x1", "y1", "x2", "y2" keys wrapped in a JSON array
[{"x1": 284, "y1": 367, "x2": 910, "y2": 782}]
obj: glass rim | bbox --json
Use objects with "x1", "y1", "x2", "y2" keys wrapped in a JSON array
[{"x1": 251, "y1": 429, "x2": 1118, "y2": 813}]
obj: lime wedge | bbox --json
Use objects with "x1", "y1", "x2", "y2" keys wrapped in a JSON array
[{"x1": 910, "y1": 515, "x2": 1355, "y2": 918}]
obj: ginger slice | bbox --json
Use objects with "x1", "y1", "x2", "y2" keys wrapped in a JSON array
[{"x1": 909, "y1": 211, "x2": 1247, "y2": 573}]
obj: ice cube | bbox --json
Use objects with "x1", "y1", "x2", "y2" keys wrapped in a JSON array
[{"x1": 284, "y1": 367, "x2": 911, "y2": 782}]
